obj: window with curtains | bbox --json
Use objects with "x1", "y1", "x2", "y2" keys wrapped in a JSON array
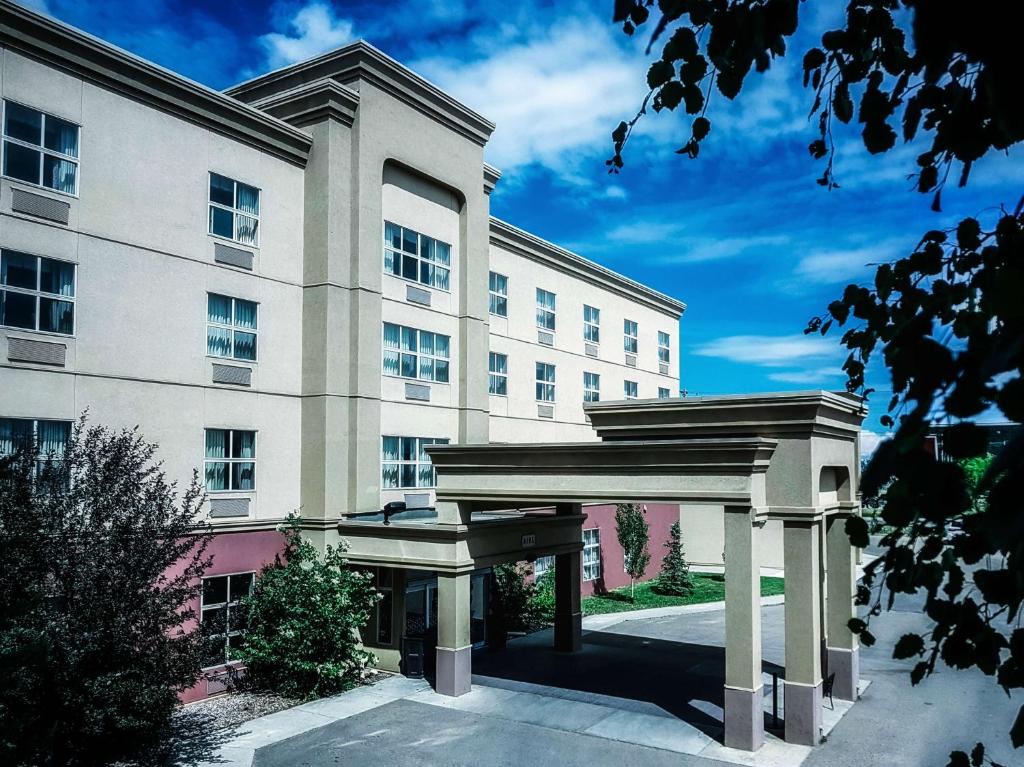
[
  {"x1": 204, "y1": 429, "x2": 256, "y2": 492},
  {"x1": 658, "y1": 331, "x2": 671, "y2": 364},
  {"x1": 488, "y1": 351, "x2": 507, "y2": 396},
  {"x1": 584, "y1": 305, "x2": 600, "y2": 343},
  {"x1": 489, "y1": 272, "x2": 507, "y2": 317},
  {"x1": 384, "y1": 221, "x2": 451, "y2": 291},
  {"x1": 536, "y1": 362, "x2": 555, "y2": 402},
  {"x1": 208, "y1": 173, "x2": 260, "y2": 246},
  {"x1": 0, "y1": 418, "x2": 71, "y2": 474},
  {"x1": 0, "y1": 250, "x2": 75, "y2": 335},
  {"x1": 624, "y1": 319, "x2": 638, "y2": 354},
  {"x1": 2, "y1": 101, "x2": 79, "y2": 195},
  {"x1": 624, "y1": 380, "x2": 638, "y2": 399},
  {"x1": 200, "y1": 572, "x2": 253, "y2": 668},
  {"x1": 583, "y1": 528, "x2": 601, "y2": 581},
  {"x1": 380, "y1": 436, "x2": 449, "y2": 489},
  {"x1": 534, "y1": 556, "x2": 554, "y2": 580},
  {"x1": 584, "y1": 371, "x2": 600, "y2": 403},
  {"x1": 382, "y1": 322, "x2": 450, "y2": 383},
  {"x1": 207, "y1": 294, "x2": 257, "y2": 361},
  {"x1": 658, "y1": 387, "x2": 671, "y2": 399},
  {"x1": 536, "y1": 288, "x2": 556, "y2": 331}
]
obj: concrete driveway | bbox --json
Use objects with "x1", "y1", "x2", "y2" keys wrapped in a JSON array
[{"x1": 222, "y1": 586, "x2": 1019, "y2": 767}]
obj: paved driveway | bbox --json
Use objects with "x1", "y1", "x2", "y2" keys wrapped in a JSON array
[{"x1": 243, "y1": 588, "x2": 1019, "y2": 767}]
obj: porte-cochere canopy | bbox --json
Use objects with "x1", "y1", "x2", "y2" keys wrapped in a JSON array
[{"x1": 335, "y1": 391, "x2": 866, "y2": 751}]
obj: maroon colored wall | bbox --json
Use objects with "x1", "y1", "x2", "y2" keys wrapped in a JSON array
[
  {"x1": 178, "y1": 529, "x2": 286, "y2": 703},
  {"x1": 579, "y1": 503, "x2": 679, "y2": 596}
]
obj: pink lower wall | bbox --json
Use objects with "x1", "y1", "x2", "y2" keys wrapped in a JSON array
[
  {"x1": 578, "y1": 503, "x2": 679, "y2": 597},
  {"x1": 178, "y1": 529, "x2": 286, "y2": 703}
]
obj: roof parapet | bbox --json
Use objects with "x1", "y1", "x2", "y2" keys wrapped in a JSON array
[
  {"x1": 0, "y1": 0, "x2": 312, "y2": 166},
  {"x1": 483, "y1": 163, "x2": 502, "y2": 196}
]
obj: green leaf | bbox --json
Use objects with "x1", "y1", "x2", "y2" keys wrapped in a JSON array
[
  {"x1": 662, "y1": 27, "x2": 698, "y2": 61},
  {"x1": 659, "y1": 81, "x2": 685, "y2": 110},
  {"x1": 834, "y1": 83, "x2": 853, "y2": 123},
  {"x1": 893, "y1": 633, "x2": 925, "y2": 659},
  {"x1": 648, "y1": 60, "x2": 676, "y2": 89},
  {"x1": 846, "y1": 515, "x2": 870, "y2": 548},
  {"x1": 692, "y1": 116, "x2": 711, "y2": 140}
]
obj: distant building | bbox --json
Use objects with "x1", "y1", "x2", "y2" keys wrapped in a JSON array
[{"x1": 926, "y1": 421, "x2": 1021, "y2": 461}]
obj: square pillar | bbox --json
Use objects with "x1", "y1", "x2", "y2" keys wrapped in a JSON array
[
  {"x1": 783, "y1": 520, "x2": 823, "y2": 746},
  {"x1": 723, "y1": 506, "x2": 764, "y2": 751},
  {"x1": 554, "y1": 550, "x2": 582, "y2": 652},
  {"x1": 826, "y1": 513, "x2": 860, "y2": 701},
  {"x1": 436, "y1": 500, "x2": 471, "y2": 526},
  {"x1": 435, "y1": 572, "x2": 471, "y2": 696}
]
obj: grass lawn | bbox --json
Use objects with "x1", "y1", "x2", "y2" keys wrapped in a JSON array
[{"x1": 581, "y1": 573, "x2": 785, "y2": 616}]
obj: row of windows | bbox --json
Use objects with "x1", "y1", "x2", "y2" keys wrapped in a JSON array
[
  {"x1": 534, "y1": 528, "x2": 602, "y2": 583},
  {"x1": 487, "y1": 352, "x2": 671, "y2": 401},
  {"x1": 3, "y1": 101, "x2": 261, "y2": 249}
]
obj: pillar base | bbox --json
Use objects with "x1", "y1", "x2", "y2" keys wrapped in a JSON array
[
  {"x1": 826, "y1": 646, "x2": 859, "y2": 701},
  {"x1": 554, "y1": 610, "x2": 582, "y2": 652},
  {"x1": 784, "y1": 680, "x2": 822, "y2": 746},
  {"x1": 435, "y1": 646, "x2": 471, "y2": 697},
  {"x1": 724, "y1": 685, "x2": 764, "y2": 751}
]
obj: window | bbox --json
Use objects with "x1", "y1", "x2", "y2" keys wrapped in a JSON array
[
  {"x1": 0, "y1": 417, "x2": 70, "y2": 474},
  {"x1": 624, "y1": 319, "x2": 638, "y2": 354},
  {"x1": 2, "y1": 101, "x2": 79, "y2": 195},
  {"x1": 536, "y1": 288, "x2": 556, "y2": 331},
  {"x1": 624, "y1": 380, "x2": 638, "y2": 399},
  {"x1": 375, "y1": 568, "x2": 394, "y2": 645},
  {"x1": 382, "y1": 323, "x2": 450, "y2": 383},
  {"x1": 384, "y1": 221, "x2": 451, "y2": 291},
  {"x1": 209, "y1": 173, "x2": 260, "y2": 246},
  {"x1": 536, "y1": 362, "x2": 555, "y2": 402},
  {"x1": 0, "y1": 250, "x2": 75, "y2": 335},
  {"x1": 488, "y1": 351, "x2": 508, "y2": 396},
  {"x1": 658, "y1": 387, "x2": 671, "y2": 399},
  {"x1": 489, "y1": 272, "x2": 508, "y2": 317},
  {"x1": 659, "y1": 331, "x2": 671, "y2": 364},
  {"x1": 584, "y1": 305, "x2": 600, "y2": 343},
  {"x1": 200, "y1": 572, "x2": 254, "y2": 668},
  {"x1": 583, "y1": 529, "x2": 601, "y2": 581},
  {"x1": 534, "y1": 556, "x2": 554, "y2": 581},
  {"x1": 381, "y1": 436, "x2": 449, "y2": 489},
  {"x1": 584, "y1": 371, "x2": 600, "y2": 403},
  {"x1": 204, "y1": 429, "x2": 255, "y2": 492},
  {"x1": 207, "y1": 294, "x2": 257, "y2": 361}
]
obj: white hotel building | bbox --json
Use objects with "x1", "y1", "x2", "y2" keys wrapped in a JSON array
[{"x1": 0, "y1": 2, "x2": 684, "y2": 697}]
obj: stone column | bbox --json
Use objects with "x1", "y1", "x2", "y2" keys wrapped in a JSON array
[
  {"x1": 435, "y1": 571, "x2": 471, "y2": 696},
  {"x1": 825, "y1": 513, "x2": 860, "y2": 700},
  {"x1": 435, "y1": 500, "x2": 471, "y2": 526},
  {"x1": 783, "y1": 519, "x2": 823, "y2": 746},
  {"x1": 554, "y1": 550, "x2": 582, "y2": 652},
  {"x1": 723, "y1": 506, "x2": 764, "y2": 751}
]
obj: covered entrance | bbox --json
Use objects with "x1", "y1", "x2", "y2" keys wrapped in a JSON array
[{"x1": 335, "y1": 391, "x2": 865, "y2": 752}]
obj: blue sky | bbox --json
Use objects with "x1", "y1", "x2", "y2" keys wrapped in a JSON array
[{"x1": 22, "y1": 0, "x2": 1021, "y2": 449}]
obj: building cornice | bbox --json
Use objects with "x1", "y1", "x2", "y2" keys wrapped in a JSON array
[
  {"x1": 483, "y1": 163, "x2": 502, "y2": 196},
  {"x1": 489, "y1": 218, "x2": 687, "y2": 319},
  {"x1": 250, "y1": 78, "x2": 360, "y2": 128},
  {"x1": 225, "y1": 40, "x2": 495, "y2": 147},
  {"x1": 0, "y1": 1, "x2": 312, "y2": 166}
]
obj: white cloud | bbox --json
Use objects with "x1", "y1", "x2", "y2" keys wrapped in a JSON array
[
  {"x1": 260, "y1": 2, "x2": 355, "y2": 70},
  {"x1": 693, "y1": 334, "x2": 835, "y2": 367},
  {"x1": 413, "y1": 18, "x2": 645, "y2": 174},
  {"x1": 767, "y1": 367, "x2": 845, "y2": 384},
  {"x1": 860, "y1": 429, "x2": 890, "y2": 459},
  {"x1": 794, "y1": 240, "x2": 904, "y2": 284}
]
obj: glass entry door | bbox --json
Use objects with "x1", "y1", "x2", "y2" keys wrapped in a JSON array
[{"x1": 470, "y1": 570, "x2": 489, "y2": 648}]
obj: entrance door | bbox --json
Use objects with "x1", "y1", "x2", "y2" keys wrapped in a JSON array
[{"x1": 470, "y1": 570, "x2": 489, "y2": 648}]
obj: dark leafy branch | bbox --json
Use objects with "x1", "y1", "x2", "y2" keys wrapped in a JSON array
[{"x1": 610, "y1": 0, "x2": 1024, "y2": 759}]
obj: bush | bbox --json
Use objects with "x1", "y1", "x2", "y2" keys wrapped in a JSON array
[
  {"x1": 233, "y1": 514, "x2": 379, "y2": 700},
  {"x1": 531, "y1": 568, "x2": 556, "y2": 624},
  {"x1": 492, "y1": 562, "x2": 542, "y2": 633},
  {"x1": 0, "y1": 419, "x2": 211, "y2": 767},
  {"x1": 654, "y1": 521, "x2": 693, "y2": 596}
]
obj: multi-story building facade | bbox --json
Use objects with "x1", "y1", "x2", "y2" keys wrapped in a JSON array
[{"x1": 0, "y1": 2, "x2": 683, "y2": 698}]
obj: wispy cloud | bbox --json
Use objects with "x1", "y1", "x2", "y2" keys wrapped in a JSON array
[
  {"x1": 767, "y1": 366, "x2": 844, "y2": 384},
  {"x1": 693, "y1": 334, "x2": 835, "y2": 367},
  {"x1": 860, "y1": 429, "x2": 891, "y2": 459},
  {"x1": 259, "y1": 2, "x2": 355, "y2": 70}
]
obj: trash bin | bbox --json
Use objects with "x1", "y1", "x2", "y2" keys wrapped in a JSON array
[{"x1": 402, "y1": 635, "x2": 425, "y2": 679}]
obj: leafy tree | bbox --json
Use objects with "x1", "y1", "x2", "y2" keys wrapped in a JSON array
[
  {"x1": 531, "y1": 568, "x2": 557, "y2": 624},
  {"x1": 615, "y1": 503, "x2": 651, "y2": 601},
  {"x1": 0, "y1": 418, "x2": 211, "y2": 767},
  {"x1": 655, "y1": 521, "x2": 694, "y2": 596},
  {"x1": 492, "y1": 562, "x2": 544, "y2": 634},
  {"x1": 610, "y1": 0, "x2": 1024, "y2": 758},
  {"x1": 232, "y1": 513, "x2": 378, "y2": 700},
  {"x1": 960, "y1": 454, "x2": 994, "y2": 514}
]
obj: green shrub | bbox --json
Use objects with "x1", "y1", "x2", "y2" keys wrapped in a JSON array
[
  {"x1": 233, "y1": 514, "x2": 378, "y2": 700},
  {"x1": 531, "y1": 568, "x2": 556, "y2": 624},
  {"x1": 654, "y1": 521, "x2": 693, "y2": 596},
  {"x1": 492, "y1": 562, "x2": 542, "y2": 633}
]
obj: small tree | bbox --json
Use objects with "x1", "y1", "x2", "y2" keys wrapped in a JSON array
[
  {"x1": 0, "y1": 418, "x2": 211, "y2": 767},
  {"x1": 234, "y1": 513, "x2": 378, "y2": 700},
  {"x1": 655, "y1": 521, "x2": 693, "y2": 596},
  {"x1": 492, "y1": 562, "x2": 542, "y2": 634},
  {"x1": 959, "y1": 454, "x2": 994, "y2": 515},
  {"x1": 531, "y1": 568, "x2": 557, "y2": 624},
  {"x1": 615, "y1": 503, "x2": 651, "y2": 601}
]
